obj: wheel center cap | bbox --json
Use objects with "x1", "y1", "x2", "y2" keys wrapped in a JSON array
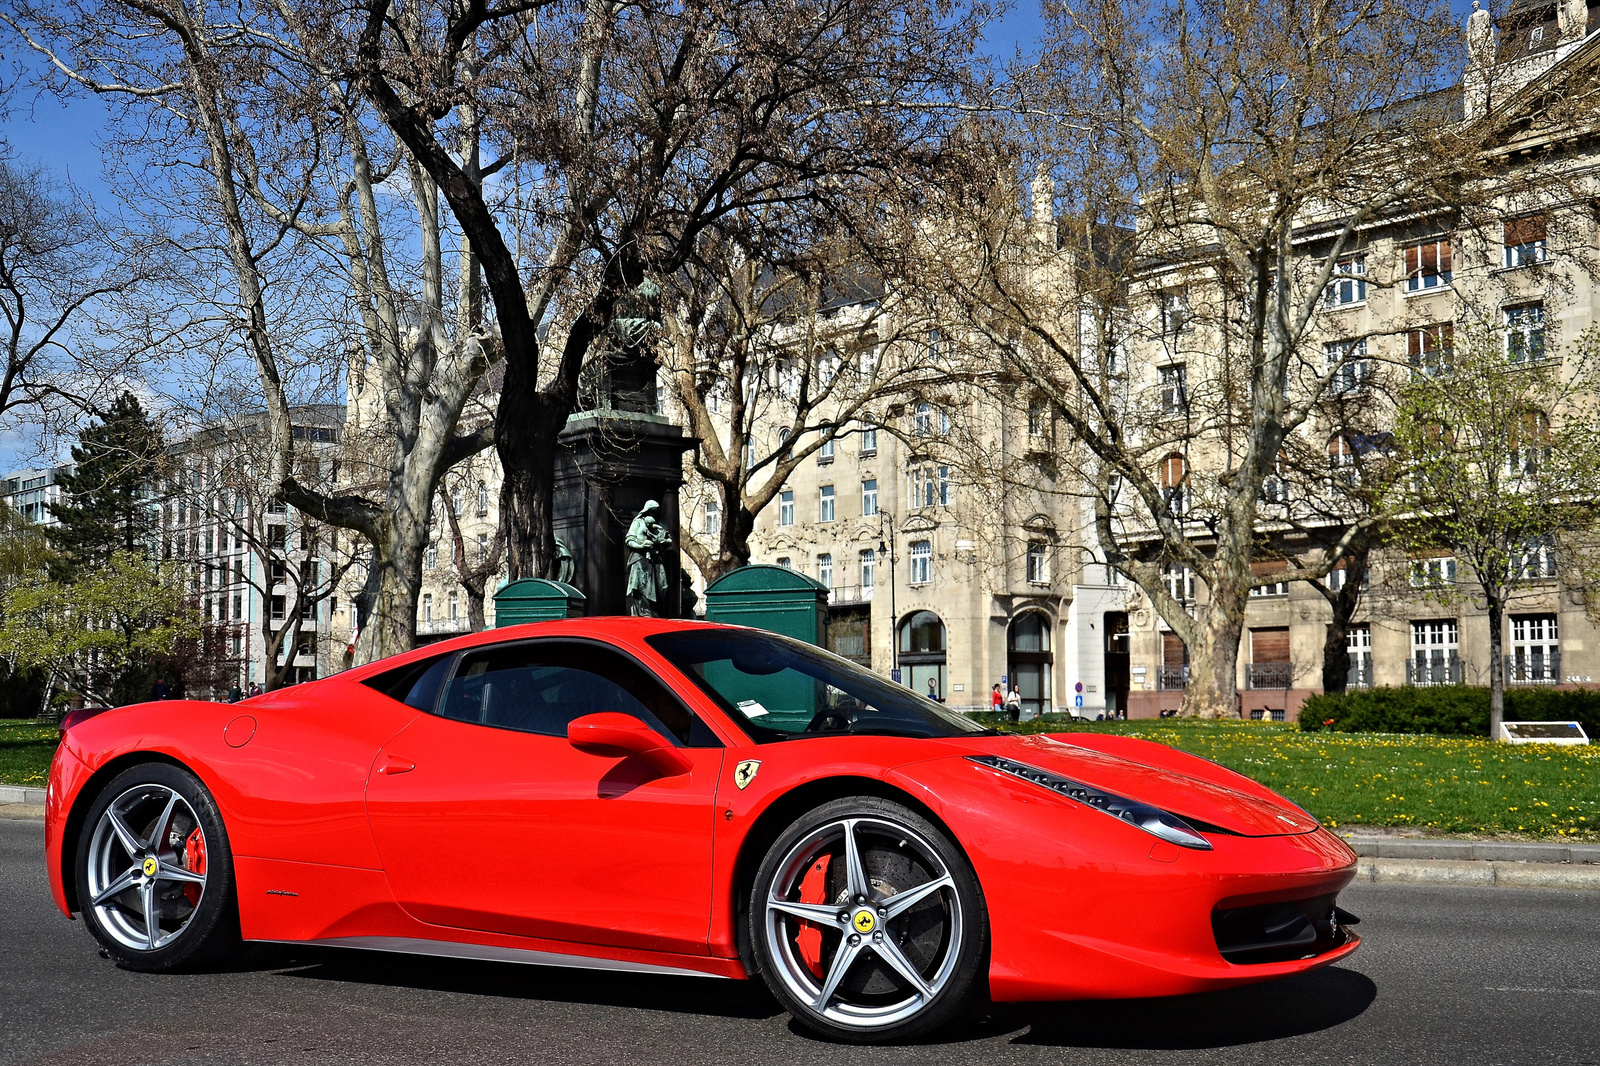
[
  {"x1": 852, "y1": 909, "x2": 876, "y2": 934},
  {"x1": 142, "y1": 857, "x2": 159, "y2": 877}
]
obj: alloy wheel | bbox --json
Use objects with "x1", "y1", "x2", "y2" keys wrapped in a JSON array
[{"x1": 84, "y1": 783, "x2": 209, "y2": 952}]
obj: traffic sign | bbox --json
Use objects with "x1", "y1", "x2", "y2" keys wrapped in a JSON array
[
  {"x1": 1075, "y1": 694, "x2": 1084, "y2": 708},
  {"x1": 1075, "y1": 682, "x2": 1083, "y2": 693}
]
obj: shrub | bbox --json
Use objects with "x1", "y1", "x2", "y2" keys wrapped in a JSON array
[{"x1": 1300, "y1": 686, "x2": 1600, "y2": 739}]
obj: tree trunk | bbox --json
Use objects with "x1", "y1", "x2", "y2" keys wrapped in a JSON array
[
  {"x1": 1487, "y1": 595, "x2": 1505, "y2": 740},
  {"x1": 1182, "y1": 618, "x2": 1244, "y2": 719},
  {"x1": 1321, "y1": 620, "x2": 1353, "y2": 695}
]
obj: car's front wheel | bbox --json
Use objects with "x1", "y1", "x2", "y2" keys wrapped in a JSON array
[
  {"x1": 75, "y1": 762, "x2": 240, "y2": 971},
  {"x1": 750, "y1": 796, "x2": 988, "y2": 1043}
]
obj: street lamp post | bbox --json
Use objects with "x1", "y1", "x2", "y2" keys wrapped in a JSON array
[{"x1": 879, "y1": 512, "x2": 897, "y2": 682}]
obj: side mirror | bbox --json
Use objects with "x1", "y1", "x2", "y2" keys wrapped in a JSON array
[{"x1": 568, "y1": 712, "x2": 693, "y2": 778}]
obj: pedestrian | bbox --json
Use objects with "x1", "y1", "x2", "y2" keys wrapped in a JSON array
[
  {"x1": 151, "y1": 677, "x2": 169, "y2": 701},
  {"x1": 990, "y1": 683, "x2": 1003, "y2": 715},
  {"x1": 1004, "y1": 686, "x2": 1022, "y2": 723},
  {"x1": 227, "y1": 682, "x2": 242, "y2": 704},
  {"x1": 248, "y1": 681, "x2": 262, "y2": 699},
  {"x1": 925, "y1": 677, "x2": 942, "y2": 703}
]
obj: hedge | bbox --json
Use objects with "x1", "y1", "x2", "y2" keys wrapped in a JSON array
[{"x1": 1299, "y1": 685, "x2": 1600, "y2": 739}]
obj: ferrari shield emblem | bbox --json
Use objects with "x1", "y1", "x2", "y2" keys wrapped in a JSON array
[{"x1": 734, "y1": 759, "x2": 761, "y2": 790}]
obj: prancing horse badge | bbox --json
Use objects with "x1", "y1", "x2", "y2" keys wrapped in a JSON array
[{"x1": 734, "y1": 760, "x2": 761, "y2": 790}]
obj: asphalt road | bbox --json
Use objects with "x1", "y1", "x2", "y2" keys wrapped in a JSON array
[{"x1": 3, "y1": 818, "x2": 1598, "y2": 1066}]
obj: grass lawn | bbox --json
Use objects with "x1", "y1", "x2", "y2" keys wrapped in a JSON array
[
  {"x1": 6, "y1": 714, "x2": 1597, "y2": 840},
  {"x1": 0, "y1": 718, "x2": 58, "y2": 789},
  {"x1": 980, "y1": 716, "x2": 1600, "y2": 841}
]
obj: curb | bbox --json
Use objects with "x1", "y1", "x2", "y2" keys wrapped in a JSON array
[
  {"x1": 0, "y1": 785, "x2": 45, "y2": 806},
  {"x1": 1344, "y1": 835, "x2": 1600, "y2": 865},
  {"x1": 1357, "y1": 857, "x2": 1600, "y2": 890}
]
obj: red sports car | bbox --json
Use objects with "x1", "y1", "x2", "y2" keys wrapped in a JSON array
[{"x1": 45, "y1": 618, "x2": 1359, "y2": 1042}]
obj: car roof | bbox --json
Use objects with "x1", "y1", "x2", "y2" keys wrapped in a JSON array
[{"x1": 339, "y1": 617, "x2": 742, "y2": 681}]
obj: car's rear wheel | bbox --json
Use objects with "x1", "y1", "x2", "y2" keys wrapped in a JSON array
[
  {"x1": 76, "y1": 763, "x2": 240, "y2": 971},
  {"x1": 750, "y1": 796, "x2": 988, "y2": 1043}
]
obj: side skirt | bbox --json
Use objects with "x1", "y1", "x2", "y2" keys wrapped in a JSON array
[{"x1": 257, "y1": 935, "x2": 734, "y2": 980}]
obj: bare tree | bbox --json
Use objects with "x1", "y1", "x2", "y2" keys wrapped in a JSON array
[
  {"x1": 436, "y1": 456, "x2": 505, "y2": 632},
  {"x1": 345, "y1": 0, "x2": 989, "y2": 581},
  {"x1": 0, "y1": 155, "x2": 150, "y2": 437},
  {"x1": 664, "y1": 232, "x2": 945, "y2": 583},
  {"x1": 920, "y1": 0, "x2": 1534, "y2": 716},
  {"x1": 3, "y1": 2, "x2": 500, "y2": 663}
]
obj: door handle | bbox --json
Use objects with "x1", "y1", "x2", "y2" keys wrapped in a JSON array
[{"x1": 378, "y1": 754, "x2": 415, "y2": 775}]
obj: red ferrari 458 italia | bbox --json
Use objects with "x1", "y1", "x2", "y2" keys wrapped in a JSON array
[{"x1": 45, "y1": 618, "x2": 1360, "y2": 1042}]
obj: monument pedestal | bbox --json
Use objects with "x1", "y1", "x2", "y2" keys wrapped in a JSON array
[{"x1": 554, "y1": 412, "x2": 695, "y2": 617}]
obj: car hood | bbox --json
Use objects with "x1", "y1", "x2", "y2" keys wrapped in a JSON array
[{"x1": 941, "y1": 733, "x2": 1317, "y2": 837}]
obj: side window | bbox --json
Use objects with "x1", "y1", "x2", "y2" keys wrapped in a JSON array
[
  {"x1": 362, "y1": 652, "x2": 455, "y2": 712},
  {"x1": 435, "y1": 641, "x2": 719, "y2": 747}
]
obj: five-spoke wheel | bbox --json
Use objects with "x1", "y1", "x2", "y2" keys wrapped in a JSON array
[
  {"x1": 751, "y1": 797, "x2": 987, "y2": 1043},
  {"x1": 76, "y1": 763, "x2": 239, "y2": 970}
]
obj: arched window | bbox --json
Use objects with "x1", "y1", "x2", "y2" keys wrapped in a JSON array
[
  {"x1": 1007, "y1": 611, "x2": 1053, "y2": 718},
  {"x1": 914, "y1": 402, "x2": 934, "y2": 436},
  {"x1": 898, "y1": 611, "x2": 947, "y2": 701}
]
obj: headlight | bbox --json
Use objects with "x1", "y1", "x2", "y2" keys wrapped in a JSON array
[{"x1": 969, "y1": 754, "x2": 1213, "y2": 850}]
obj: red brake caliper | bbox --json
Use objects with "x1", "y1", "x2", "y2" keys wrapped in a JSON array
[
  {"x1": 183, "y1": 827, "x2": 207, "y2": 905},
  {"x1": 795, "y1": 854, "x2": 832, "y2": 978}
]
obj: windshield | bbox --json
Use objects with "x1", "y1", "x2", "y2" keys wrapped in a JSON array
[{"x1": 647, "y1": 628, "x2": 993, "y2": 742}]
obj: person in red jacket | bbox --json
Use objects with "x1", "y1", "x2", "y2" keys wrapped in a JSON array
[{"x1": 991, "y1": 683, "x2": 1003, "y2": 713}]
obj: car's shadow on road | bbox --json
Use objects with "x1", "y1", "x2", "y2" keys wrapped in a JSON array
[
  {"x1": 986, "y1": 966, "x2": 1377, "y2": 1050},
  {"x1": 259, "y1": 945, "x2": 784, "y2": 1020}
]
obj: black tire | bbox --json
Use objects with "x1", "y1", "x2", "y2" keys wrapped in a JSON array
[
  {"x1": 749, "y1": 796, "x2": 988, "y2": 1043},
  {"x1": 74, "y1": 762, "x2": 241, "y2": 971}
]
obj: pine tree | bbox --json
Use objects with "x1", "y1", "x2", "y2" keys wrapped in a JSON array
[{"x1": 48, "y1": 392, "x2": 164, "y2": 580}]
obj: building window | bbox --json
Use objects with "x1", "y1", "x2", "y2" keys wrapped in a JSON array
[
  {"x1": 477, "y1": 533, "x2": 488, "y2": 563},
  {"x1": 938, "y1": 465, "x2": 951, "y2": 507},
  {"x1": 860, "y1": 548, "x2": 875, "y2": 593},
  {"x1": 1261, "y1": 451, "x2": 1289, "y2": 504},
  {"x1": 423, "y1": 593, "x2": 433, "y2": 622},
  {"x1": 817, "y1": 552, "x2": 834, "y2": 590},
  {"x1": 1159, "y1": 453, "x2": 1187, "y2": 516},
  {"x1": 1325, "y1": 339, "x2": 1372, "y2": 393},
  {"x1": 451, "y1": 489, "x2": 462, "y2": 516},
  {"x1": 1404, "y1": 238, "x2": 1452, "y2": 292},
  {"x1": 909, "y1": 466, "x2": 934, "y2": 509},
  {"x1": 819, "y1": 437, "x2": 834, "y2": 464},
  {"x1": 1325, "y1": 256, "x2": 1367, "y2": 306},
  {"x1": 1347, "y1": 625, "x2": 1372, "y2": 688},
  {"x1": 270, "y1": 595, "x2": 286, "y2": 621},
  {"x1": 704, "y1": 498, "x2": 720, "y2": 536},
  {"x1": 860, "y1": 424, "x2": 878, "y2": 456},
  {"x1": 1026, "y1": 541, "x2": 1049, "y2": 584},
  {"x1": 477, "y1": 481, "x2": 489, "y2": 515},
  {"x1": 1159, "y1": 290, "x2": 1190, "y2": 334},
  {"x1": 1163, "y1": 564, "x2": 1196, "y2": 603},
  {"x1": 1504, "y1": 304, "x2": 1546, "y2": 363},
  {"x1": 1158, "y1": 364, "x2": 1188, "y2": 416},
  {"x1": 1510, "y1": 535, "x2": 1558, "y2": 581},
  {"x1": 232, "y1": 594, "x2": 242, "y2": 621},
  {"x1": 914, "y1": 402, "x2": 934, "y2": 436},
  {"x1": 1409, "y1": 555, "x2": 1457, "y2": 587},
  {"x1": 1328, "y1": 564, "x2": 1368, "y2": 592},
  {"x1": 820, "y1": 485, "x2": 835, "y2": 522},
  {"x1": 1329, "y1": 435, "x2": 1360, "y2": 488},
  {"x1": 425, "y1": 544, "x2": 437, "y2": 570},
  {"x1": 1510, "y1": 614, "x2": 1559, "y2": 684},
  {"x1": 909, "y1": 540, "x2": 932, "y2": 585},
  {"x1": 1410, "y1": 619, "x2": 1460, "y2": 686},
  {"x1": 776, "y1": 556, "x2": 792, "y2": 569},
  {"x1": 1027, "y1": 397, "x2": 1051, "y2": 441},
  {"x1": 449, "y1": 591, "x2": 459, "y2": 622},
  {"x1": 858, "y1": 345, "x2": 880, "y2": 379},
  {"x1": 1504, "y1": 214, "x2": 1547, "y2": 269},
  {"x1": 861, "y1": 478, "x2": 878, "y2": 517},
  {"x1": 1408, "y1": 323, "x2": 1453, "y2": 379},
  {"x1": 779, "y1": 490, "x2": 794, "y2": 526},
  {"x1": 1249, "y1": 561, "x2": 1289, "y2": 597}
]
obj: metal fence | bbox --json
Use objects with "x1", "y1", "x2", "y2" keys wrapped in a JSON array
[
  {"x1": 1406, "y1": 655, "x2": 1464, "y2": 686},
  {"x1": 1246, "y1": 662, "x2": 1293, "y2": 690},
  {"x1": 1506, "y1": 649, "x2": 1561, "y2": 686},
  {"x1": 1158, "y1": 665, "x2": 1189, "y2": 691}
]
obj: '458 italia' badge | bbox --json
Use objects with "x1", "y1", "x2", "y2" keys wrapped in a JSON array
[{"x1": 734, "y1": 760, "x2": 761, "y2": 789}]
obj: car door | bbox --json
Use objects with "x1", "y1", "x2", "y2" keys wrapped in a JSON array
[{"x1": 364, "y1": 638, "x2": 725, "y2": 957}]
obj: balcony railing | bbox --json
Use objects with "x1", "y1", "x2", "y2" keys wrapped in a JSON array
[
  {"x1": 1346, "y1": 661, "x2": 1373, "y2": 689},
  {"x1": 1406, "y1": 655, "x2": 1463, "y2": 686},
  {"x1": 1246, "y1": 662, "x2": 1292, "y2": 690},
  {"x1": 1158, "y1": 665, "x2": 1189, "y2": 691},
  {"x1": 419, "y1": 617, "x2": 473, "y2": 636},
  {"x1": 827, "y1": 584, "x2": 873, "y2": 606},
  {"x1": 1506, "y1": 649, "x2": 1561, "y2": 686}
]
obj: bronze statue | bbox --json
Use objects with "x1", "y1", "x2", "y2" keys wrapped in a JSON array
[{"x1": 625, "y1": 500, "x2": 673, "y2": 616}]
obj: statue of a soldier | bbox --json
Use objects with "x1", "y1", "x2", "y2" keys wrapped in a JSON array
[{"x1": 624, "y1": 500, "x2": 673, "y2": 616}]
